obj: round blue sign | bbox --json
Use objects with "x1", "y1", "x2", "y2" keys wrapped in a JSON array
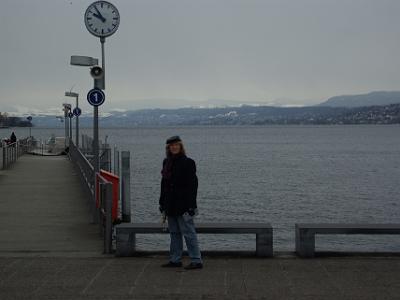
[
  {"x1": 73, "y1": 107, "x2": 82, "y2": 117},
  {"x1": 68, "y1": 112, "x2": 74, "y2": 118},
  {"x1": 87, "y1": 88, "x2": 105, "y2": 107}
]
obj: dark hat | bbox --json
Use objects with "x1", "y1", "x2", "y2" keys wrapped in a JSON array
[{"x1": 166, "y1": 135, "x2": 182, "y2": 144}]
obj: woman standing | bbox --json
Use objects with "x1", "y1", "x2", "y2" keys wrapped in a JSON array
[{"x1": 159, "y1": 135, "x2": 203, "y2": 270}]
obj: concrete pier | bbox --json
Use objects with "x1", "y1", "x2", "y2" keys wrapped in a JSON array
[
  {"x1": 0, "y1": 154, "x2": 101, "y2": 256},
  {"x1": 0, "y1": 155, "x2": 400, "y2": 299},
  {"x1": 1, "y1": 256, "x2": 400, "y2": 299}
]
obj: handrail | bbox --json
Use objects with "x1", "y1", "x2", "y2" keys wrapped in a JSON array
[
  {"x1": 1, "y1": 138, "x2": 34, "y2": 170},
  {"x1": 69, "y1": 141, "x2": 113, "y2": 254},
  {"x1": 69, "y1": 141, "x2": 95, "y2": 196},
  {"x1": 97, "y1": 173, "x2": 113, "y2": 254},
  {"x1": 99, "y1": 148, "x2": 111, "y2": 171}
]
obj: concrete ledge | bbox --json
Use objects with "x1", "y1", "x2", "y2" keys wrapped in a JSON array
[
  {"x1": 116, "y1": 222, "x2": 273, "y2": 257},
  {"x1": 295, "y1": 223, "x2": 400, "y2": 258}
]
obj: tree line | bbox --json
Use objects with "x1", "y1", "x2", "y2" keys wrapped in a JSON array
[{"x1": 0, "y1": 113, "x2": 32, "y2": 128}]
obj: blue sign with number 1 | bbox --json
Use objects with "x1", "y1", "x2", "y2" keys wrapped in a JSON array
[
  {"x1": 73, "y1": 107, "x2": 82, "y2": 117},
  {"x1": 87, "y1": 89, "x2": 105, "y2": 107}
]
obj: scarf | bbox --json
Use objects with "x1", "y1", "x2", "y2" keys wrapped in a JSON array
[{"x1": 161, "y1": 153, "x2": 184, "y2": 179}]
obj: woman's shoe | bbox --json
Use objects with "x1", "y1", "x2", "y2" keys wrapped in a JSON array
[
  {"x1": 161, "y1": 261, "x2": 182, "y2": 268},
  {"x1": 184, "y1": 262, "x2": 203, "y2": 270}
]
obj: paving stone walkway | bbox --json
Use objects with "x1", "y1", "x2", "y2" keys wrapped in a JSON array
[{"x1": 1, "y1": 256, "x2": 400, "y2": 300}]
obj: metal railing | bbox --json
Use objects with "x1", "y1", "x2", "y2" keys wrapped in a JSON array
[
  {"x1": 80, "y1": 134, "x2": 111, "y2": 172},
  {"x1": 69, "y1": 141, "x2": 95, "y2": 197},
  {"x1": 100, "y1": 147, "x2": 111, "y2": 171},
  {"x1": 112, "y1": 145, "x2": 131, "y2": 222},
  {"x1": 81, "y1": 134, "x2": 93, "y2": 155},
  {"x1": 97, "y1": 174, "x2": 113, "y2": 254},
  {"x1": 1, "y1": 138, "x2": 34, "y2": 170},
  {"x1": 69, "y1": 141, "x2": 113, "y2": 254}
]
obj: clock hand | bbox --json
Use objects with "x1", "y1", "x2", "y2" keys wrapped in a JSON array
[
  {"x1": 94, "y1": 5, "x2": 106, "y2": 22},
  {"x1": 92, "y1": 13, "x2": 105, "y2": 21}
]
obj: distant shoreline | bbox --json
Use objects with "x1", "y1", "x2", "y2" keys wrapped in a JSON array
[{"x1": 3, "y1": 124, "x2": 399, "y2": 131}]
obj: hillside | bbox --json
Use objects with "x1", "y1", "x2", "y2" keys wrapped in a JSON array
[
  {"x1": 29, "y1": 103, "x2": 400, "y2": 127},
  {"x1": 319, "y1": 91, "x2": 400, "y2": 107}
]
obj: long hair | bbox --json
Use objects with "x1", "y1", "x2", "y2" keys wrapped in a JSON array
[{"x1": 165, "y1": 141, "x2": 186, "y2": 158}]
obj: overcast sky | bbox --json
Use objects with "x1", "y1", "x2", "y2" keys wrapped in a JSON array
[{"x1": 1, "y1": 0, "x2": 400, "y2": 113}]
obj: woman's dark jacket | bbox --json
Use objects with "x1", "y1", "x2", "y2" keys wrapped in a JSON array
[{"x1": 159, "y1": 154, "x2": 198, "y2": 216}]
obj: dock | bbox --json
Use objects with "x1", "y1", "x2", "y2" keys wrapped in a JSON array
[
  {"x1": 1, "y1": 255, "x2": 399, "y2": 299},
  {"x1": 0, "y1": 152, "x2": 400, "y2": 299},
  {"x1": 0, "y1": 154, "x2": 101, "y2": 256}
]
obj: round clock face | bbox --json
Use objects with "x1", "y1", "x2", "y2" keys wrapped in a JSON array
[{"x1": 84, "y1": 1, "x2": 120, "y2": 38}]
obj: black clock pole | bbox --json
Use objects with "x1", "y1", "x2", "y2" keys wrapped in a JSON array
[
  {"x1": 100, "y1": 37, "x2": 105, "y2": 89},
  {"x1": 93, "y1": 36, "x2": 106, "y2": 179}
]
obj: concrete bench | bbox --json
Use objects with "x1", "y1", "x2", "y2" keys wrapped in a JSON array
[
  {"x1": 116, "y1": 222, "x2": 273, "y2": 257},
  {"x1": 295, "y1": 223, "x2": 400, "y2": 257}
]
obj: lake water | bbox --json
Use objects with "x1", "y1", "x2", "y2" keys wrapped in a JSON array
[{"x1": 2, "y1": 125, "x2": 400, "y2": 252}]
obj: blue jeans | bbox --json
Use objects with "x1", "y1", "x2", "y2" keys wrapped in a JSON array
[{"x1": 167, "y1": 215, "x2": 202, "y2": 264}]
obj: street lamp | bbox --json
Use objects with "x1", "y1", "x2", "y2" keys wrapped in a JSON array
[
  {"x1": 65, "y1": 91, "x2": 80, "y2": 147},
  {"x1": 68, "y1": 111, "x2": 73, "y2": 145},
  {"x1": 62, "y1": 103, "x2": 71, "y2": 148},
  {"x1": 70, "y1": 55, "x2": 103, "y2": 176},
  {"x1": 26, "y1": 116, "x2": 32, "y2": 137}
]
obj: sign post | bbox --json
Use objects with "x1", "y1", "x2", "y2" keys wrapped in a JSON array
[
  {"x1": 75, "y1": 1, "x2": 119, "y2": 228},
  {"x1": 68, "y1": 112, "x2": 74, "y2": 145},
  {"x1": 87, "y1": 88, "x2": 105, "y2": 176},
  {"x1": 62, "y1": 103, "x2": 71, "y2": 148},
  {"x1": 84, "y1": 0, "x2": 120, "y2": 203},
  {"x1": 26, "y1": 116, "x2": 32, "y2": 137},
  {"x1": 75, "y1": 101, "x2": 79, "y2": 147},
  {"x1": 65, "y1": 92, "x2": 80, "y2": 147}
]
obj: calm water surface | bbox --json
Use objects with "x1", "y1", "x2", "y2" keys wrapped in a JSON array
[{"x1": 2, "y1": 125, "x2": 400, "y2": 251}]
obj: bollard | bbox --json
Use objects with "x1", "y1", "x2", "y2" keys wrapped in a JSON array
[
  {"x1": 104, "y1": 181, "x2": 113, "y2": 254},
  {"x1": 2, "y1": 145, "x2": 5, "y2": 169},
  {"x1": 121, "y1": 151, "x2": 131, "y2": 222},
  {"x1": 113, "y1": 146, "x2": 119, "y2": 175}
]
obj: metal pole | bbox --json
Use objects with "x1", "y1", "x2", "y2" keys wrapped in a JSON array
[
  {"x1": 93, "y1": 37, "x2": 106, "y2": 214},
  {"x1": 121, "y1": 151, "x2": 131, "y2": 222},
  {"x1": 75, "y1": 95, "x2": 79, "y2": 147},
  {"x1": 69, "y1": 116, "x2": 72, "y2": 146},
  {"x1": 113, "y1": 146, "x2": 119, "y2": 175},
  {"x1": 3, "y1": 144, "x2": 6, "y2": 169},
  {"x1": 93, "y1": 104, "x2": 99, "y2": 224},
  {"x1": 100, "y1": 37, "x2": 105, "y2": 90},
  {"x1": 104, "y1": 182, "x2": 113, "y2": 254},
  {"x1": 64, "y1": 108, "x2": 68, "y2": 148},
  {"x1": 93, "y1": 107, "x2": 99, "y2": 173}
]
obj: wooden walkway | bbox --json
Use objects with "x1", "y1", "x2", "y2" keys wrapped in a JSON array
[{"x1": 0, "y1": 154, "x2": 102, "y2": 256}]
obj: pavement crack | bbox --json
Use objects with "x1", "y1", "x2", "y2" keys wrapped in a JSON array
[
  {"x1": 240, "y1": 260, "x2": 248, "y2": 294},
  {"x1": 129, "y1": 260, "x2": 151, "y2": 295},
  {"x1": 223, "y1": 259, "x2": 228, "y2": 296},
  {"x1": 81, "y1": 259, "x2": 112, "y2": 295},
  {"x1": 174, "y1": 269, "x2": 184, "y2": 294},
  {"x1": 32, "y1": 261, "x2": 68, "y2": 295},
  {"x1": 0, "y1": 259, "x2": 35, "y2": 288}
]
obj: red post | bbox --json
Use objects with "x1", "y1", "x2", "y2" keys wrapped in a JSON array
[
  {"x1": 99, "y1": 170, "x2": 119, "y2": 221},
  {"x1": 96, "y1": 171, "x2": 120, "y2": 221}
]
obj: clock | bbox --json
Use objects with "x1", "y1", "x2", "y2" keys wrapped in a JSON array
[{"x1": 84, "y1": 1, "x2": 120, "y2": 38}]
